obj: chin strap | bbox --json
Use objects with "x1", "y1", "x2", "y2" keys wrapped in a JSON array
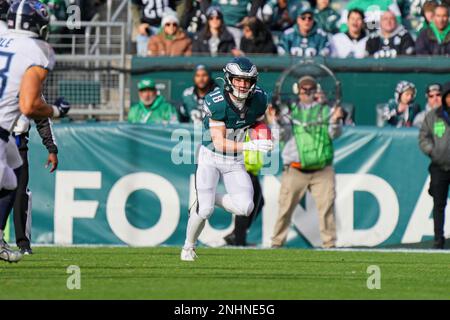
[
  {"x1": 231, "y1": 88, "x2": 249, "y2": 100},
  {"x1": 231, "y1": 82, "x2": 256, "y2": 100}
]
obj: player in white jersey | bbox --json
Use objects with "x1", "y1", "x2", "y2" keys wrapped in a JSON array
[{"x1": 0, "y1": 0, "x2": 70, "y2": 263}]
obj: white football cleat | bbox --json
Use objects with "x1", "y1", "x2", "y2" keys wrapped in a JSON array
[
  {"x1": 0, "y1": 238, "x2": 10, "y2": 249},
  {"x1": 180, "y1": 247, "x2": 197, "y2": 261},
  {"x1": 0, "y1": 247, "x2": 23, "y2": 263}
]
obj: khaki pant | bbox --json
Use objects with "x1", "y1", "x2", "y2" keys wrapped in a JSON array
[{"x1": 271, "y1": 165, "x2": 337, "y2": 248}]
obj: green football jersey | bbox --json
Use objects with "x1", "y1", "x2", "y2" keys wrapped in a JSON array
[
  {"x1": 212, "y1": 0, "x2": 251, "y2": 27},
  {"x1": 201, "y1": 86, "x2": 268, "y2": 154}
]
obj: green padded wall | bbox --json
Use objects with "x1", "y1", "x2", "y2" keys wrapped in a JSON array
[{"x1": 131, "y1": 56, "x2": 450, "y2": 125}]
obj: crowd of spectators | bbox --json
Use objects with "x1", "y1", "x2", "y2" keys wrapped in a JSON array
[
  {"x1": 126, "y1": 1, "x2": 450, "y2": 131},
  {"x1": 131, "y1": 0, "x2": 450, "y2": 58},
  {"x1": 127, "y1": 1, "x2": 449, "y2": 129}
]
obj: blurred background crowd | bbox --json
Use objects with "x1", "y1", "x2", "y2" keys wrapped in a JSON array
[{"x1": 126, "y1": 0, "x2": 450, "y2": 58}]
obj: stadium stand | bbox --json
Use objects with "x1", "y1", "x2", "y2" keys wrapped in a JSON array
[{"x1": 43, "y1": 0, "x2": 450, "y2": 123}]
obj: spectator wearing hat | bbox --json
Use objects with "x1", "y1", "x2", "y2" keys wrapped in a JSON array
[
  {"x1": 147, "y1": 10, "x2": 192, "y2": 56},
  {"x1": 365, "y1": 10, "x2": 415, "y2": 58},
  {"x1": 192, "y1": 6, "x2": 236, "y2": 56},
  {"x1": 314, "y1": 0, "x2": 340, "y2": 34},
  {"x1": 414, "y1": 83, "x2": 443, "y2": 128},
  {"x1": 262, "y1": 0, "x2": 310, "y2": 33},
  {"x1": 128, "y1": 79, "x2": 178, "y2": 124},
  {"x1": 419, "y1": 82, "x2": 450, "y2": 249},
  {"x1": 416, "y1": 4, "x2": 450, "y2": 55},
  {"x1": 132, "y1": 0, "x2": 177, "y2": 56},
  {"x1": 278, "y1": 7, "x2": 331, "y2": 56},
  {"x1": 330, "y1": 8, "x2": 368, "y2": 58},
  {"x1": 377, "y1": 81, "x2": 421, "y2": 127},
  {"x1": 133, "y1": 1, "x2": 177, "y2": 34},
  {"x1": 232, "y1": 17, "x2": 277, "y2": 56},
  {"x1": 271, "y1": 75, "x2": 343, "y2": 249},
  {"x1": 180, "y1": 65, "x2": 218, "y2": 124}
]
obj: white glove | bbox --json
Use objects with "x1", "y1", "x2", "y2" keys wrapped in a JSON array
[
  {"x1": 243, "y1": 139, "x2": 274, "y2": 153},
  {"x1": 382, "y1": 107, "x2": 397, "y2": 120},
  {"x1": 13, "y1": 115, "x2": 31, "y2": 134}
]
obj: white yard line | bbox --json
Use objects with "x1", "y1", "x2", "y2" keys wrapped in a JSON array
[
  {"x1": 320, "y1": 248, "x2": 450, "y2": 254},
  {"x1": 29, "y1": 244, "x2": 450, "y2": 254}
]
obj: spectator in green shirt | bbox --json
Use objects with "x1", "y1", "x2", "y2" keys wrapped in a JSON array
[
  {"x1": 314, "y1": 0, "x2": 340, "y2": 34},
  {"x1": 128, "y1": 79, "x2": 179, "y2": 124}
]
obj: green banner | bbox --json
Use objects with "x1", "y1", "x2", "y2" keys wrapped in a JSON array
[{"x1": 21, "y1": 123, "x2": 448, "y2": 248}]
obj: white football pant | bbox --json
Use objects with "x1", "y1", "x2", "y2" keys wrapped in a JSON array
[
  {"x1": 0, "y1": 137, "x2": 23, "y2": 191},
  {"x1": 184, "y1": 146, "x2": 254, "y2": 249},
  {"x1": 196, "y1": 145, "x2": 254, "y2": 219}
]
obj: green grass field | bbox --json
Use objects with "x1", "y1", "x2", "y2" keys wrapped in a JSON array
[{"x1": 0, "y1": 247, "x2": 449, "y2": 300}]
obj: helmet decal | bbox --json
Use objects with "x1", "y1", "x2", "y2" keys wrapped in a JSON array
[
  {"x1": 223, "y1": 57, "x2": 258, "y2": 100},
  {"x1": 8, "y1": 0, "x2": 50, "y2": 40}
]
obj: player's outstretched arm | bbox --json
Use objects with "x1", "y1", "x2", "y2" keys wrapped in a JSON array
[{"x1": 19, "y1": 66, "x2": 70, "y2": 119}]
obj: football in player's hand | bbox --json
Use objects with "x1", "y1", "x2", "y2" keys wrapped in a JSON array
[{"x1": 250, "y1": 122, "x2": 272, "y2": 140}]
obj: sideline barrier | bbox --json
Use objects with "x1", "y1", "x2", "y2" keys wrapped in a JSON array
[{"x1": 20, "y1": 123, "x2": 450, "y2": 247}]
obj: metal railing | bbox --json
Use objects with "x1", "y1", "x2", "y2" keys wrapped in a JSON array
[
  {"x1": 48, "y1": 20, "x2": 126, "y2": 55},
  {"x1": 105, "y1": 0, "x2": 133, "y2": 53},
  {"x1": 46, "y1": 19, "x2": 128, "y2": 121}
]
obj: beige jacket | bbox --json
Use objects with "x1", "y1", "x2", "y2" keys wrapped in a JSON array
[{"x1": 147, "y1": 30, "x2": 192, "y2": 56}]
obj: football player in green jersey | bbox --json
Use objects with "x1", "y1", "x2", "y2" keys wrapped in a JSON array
[
  {"x1": 181, "y1": 65, "x2": 218, "y2": 124},
  {"x1": 181, "y1": 57, "x2": 274, "y2": 261}
]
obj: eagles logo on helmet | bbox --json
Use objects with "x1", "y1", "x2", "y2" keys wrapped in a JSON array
[
  {"x1": 7, "y1": 0, "x2": 50, "y2": 41},
  {"x1": 223, "y1": 57, "x2": 258, "y2": 100}
]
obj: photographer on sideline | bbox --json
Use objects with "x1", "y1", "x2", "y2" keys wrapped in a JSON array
[{"x1": 271, "y1": 76, "x2": 343, "y2": 249}]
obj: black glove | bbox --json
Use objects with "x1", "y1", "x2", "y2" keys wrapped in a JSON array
[{"x1": 53, "y1": 97, "x2": 70, "y2": 118}]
